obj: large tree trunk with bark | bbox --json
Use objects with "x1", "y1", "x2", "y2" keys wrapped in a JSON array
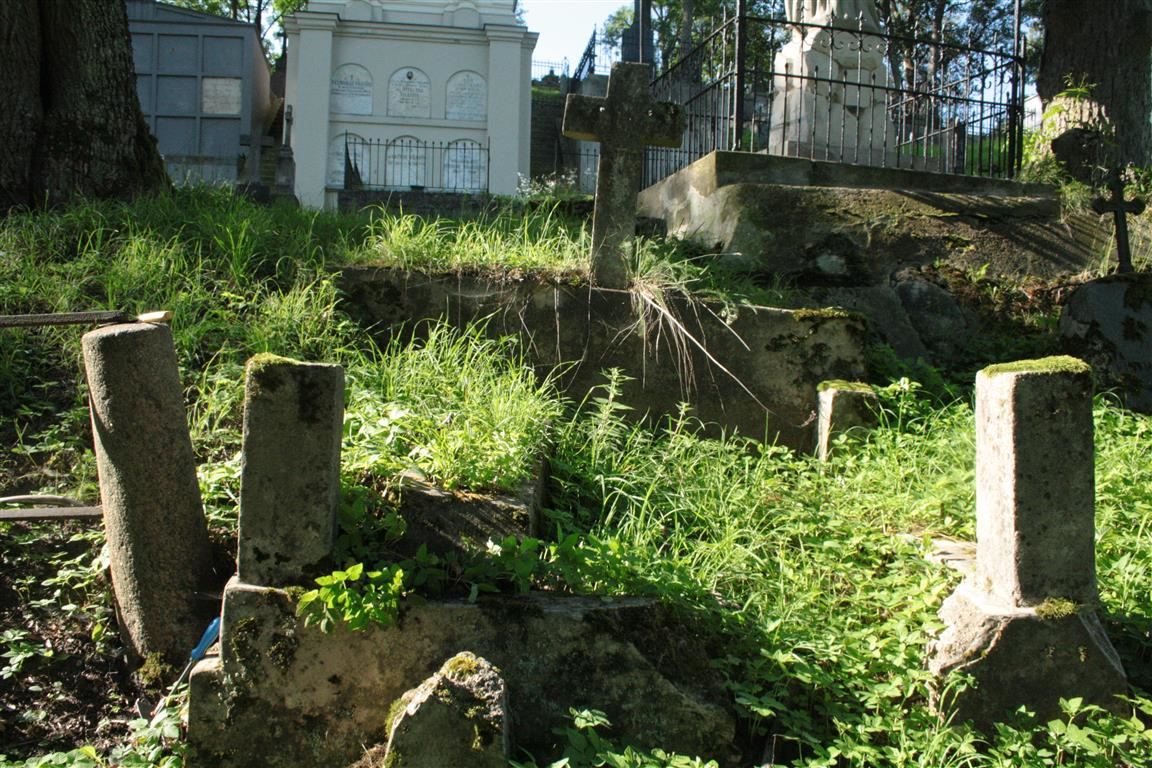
[
  {"x1": 1038, "y1": 0, "x2": 1152, "y2": 167},
  {"x1": 0, "y1": 0, "x2": 167, "y2": 210}
]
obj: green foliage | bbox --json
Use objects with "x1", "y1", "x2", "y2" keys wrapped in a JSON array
[
  {"x1": 343, "y1": 322, "x2": 563, "y2": 493},
  {"x1": 511, "y1": 709, "x2": 720, "y2": 768},
  {"x1": 354, "y1": 203, "x2": 590, "y2": 276},
  {"x1": 0, "y1": 691, "x2": 186, "y2": 767}
]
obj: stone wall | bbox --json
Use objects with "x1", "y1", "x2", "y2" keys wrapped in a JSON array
[{"x1": 338, "y1": 268, "x2": 868, "y2": 450}]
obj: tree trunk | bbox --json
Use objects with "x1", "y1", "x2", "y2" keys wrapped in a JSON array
[
  {"x1": 1038, "y1": 0, "x2": 1152, "y2": 167},
  {"x1": 0, "y1": 0, "x2": 167, "y2": 210}
]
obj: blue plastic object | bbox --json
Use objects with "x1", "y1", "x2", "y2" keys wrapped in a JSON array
[{"x1": 190, "y1": 617, "x2": 221, "y2": 662}]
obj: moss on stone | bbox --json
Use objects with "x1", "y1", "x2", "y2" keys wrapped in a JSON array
[
  {"x1": 793, "y1": 307, "x2": 856, "y2": 322},
  {"x1": 1036, "y1": 597, "x2": 1080, "y2": 620},
  {"x1": 817, "y1": 379, "x2": 874, "y2": 393},
  {"x1": 981, "y1": 355, "x2": 1091, "y2": 377},
  {"x1": 443, "y1": 652, "x2": 483, "y2": 681},
  {"x1": 245, "y1": 353, "x2": 301, "y2": 394},
  {"x1": 229, "y1": 617, "x2": 260, "y2": 661},
  {"x1": 138, "y1": 652, "x2": 174, "y2": 688}
]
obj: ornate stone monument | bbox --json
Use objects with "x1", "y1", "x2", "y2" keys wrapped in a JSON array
[{"x1": 769, "y1": 0, "x2": 896, "y2": 166}]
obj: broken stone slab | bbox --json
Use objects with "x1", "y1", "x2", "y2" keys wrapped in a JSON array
[
  {"x1": 1060, "y1": 274, "x2": 1152, "y2": 414},
  {"x1": 815, "y1": 380, "x2": 878, "y2": 461},
  {"x1": 360, "y1": 652, "x2": 510, "y2": 768},
  {"x1": 929, "y1": 356, "x2": 1127, "y2": 729},
  {"x1": 929, "y1": 583, "x2": 1127, "y2": 727},
  {"x1": 237, "y1": 355, "x2": 344, "y2": 586},
  {"x1": 82, "y1": 322, "x2": 212, "y2": 663},
  {"x1": 187, "y1": 584, "x2": 738, "y2": 767},
  {"x1": 391, "y1": 463, "x2": 546, "y2": 562}
]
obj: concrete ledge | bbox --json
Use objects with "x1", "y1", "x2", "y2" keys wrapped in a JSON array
[{"x1": 654, "y1": 151, "x2": 1057, "y2": 198}]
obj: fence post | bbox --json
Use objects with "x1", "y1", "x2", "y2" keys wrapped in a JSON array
[
  {"x1": 732, "y1": 0, "x2": 747, "y2": 151},
  {"x1": 1007, "y1": 0, "x2": 1024, "y2": 177}
]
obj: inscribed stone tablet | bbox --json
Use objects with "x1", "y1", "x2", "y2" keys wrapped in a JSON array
[
  {"x1": 202, "y1": 77, "x2": 242, "y2": 115},
  {"x1": 389, "y1": 68, "x2": 431, "y2": 118},
  {"x1": 446, "y1": 71, "x2": 487, "y2": 121},
  {"x1": 326, "y1": 134, "x2": 368, "y2": 188},
  {"x1": 331, "y1": 64, "x2": 374, "y2": 115},
  {"x1": 385, "y1": 137, "x2": 427, "y2": 188},
  {"x1": 443, "y1": 140, "x2": 486, "y2": 191}
]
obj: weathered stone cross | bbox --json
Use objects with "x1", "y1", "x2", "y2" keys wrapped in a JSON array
[
  {"x1": 1092, "y1": 173, "x2": 1146, "y2": 274},
  {"x1": 563, "y1": 62, "x2": 683, "y2": 289}
]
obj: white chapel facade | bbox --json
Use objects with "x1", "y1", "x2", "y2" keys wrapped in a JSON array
[{"x1": 284, "y1": 0, "x2": 536, "y2": 208}]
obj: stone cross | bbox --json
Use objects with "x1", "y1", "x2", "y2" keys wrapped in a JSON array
[
  {"x1": 1092, "y1": 173, "x2": 1145, "y2": 274},
  {"x1": 929, "y1": 357, "x2": 1126, "y2": 728},
  {"x1": 563, "y1": 62, "x2": 683, "y2": 289}
]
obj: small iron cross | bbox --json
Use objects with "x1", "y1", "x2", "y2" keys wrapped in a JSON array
[
  {"x1": 1092, "y1": 172, "x2": 1145, "y2": 274},
  {"x1": 563, "y1": 63, "x2": 683, "y2": 288}
]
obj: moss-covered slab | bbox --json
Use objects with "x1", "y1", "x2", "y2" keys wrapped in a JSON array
[
  {"x1": 337, "y1": 268, "x2": 868, "y2": 451},
  {"x1": 187, "y1": 586, "x2": 738, "y2": 767}
]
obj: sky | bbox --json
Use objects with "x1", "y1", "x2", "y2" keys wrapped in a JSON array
[{"x1": 519, "y1": 0, "x2": 629, "y2": 66}]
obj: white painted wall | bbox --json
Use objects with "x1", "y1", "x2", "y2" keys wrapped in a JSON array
[{"x1": 284, "y1": 0, "x2": 536, "y2": 208}]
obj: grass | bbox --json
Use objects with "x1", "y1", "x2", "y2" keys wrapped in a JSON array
[{"x1": 1, "y1": 188, "x2": 1151, "y2": 767}]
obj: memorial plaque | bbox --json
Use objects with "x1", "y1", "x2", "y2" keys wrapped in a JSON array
[
  {"x1": 446, "y1": 71, "x2": 487, "y2": 122},
  {"x1": 388, "y1": 68, "x2": 431, "y2": 118},
  {"x1": 385, "y1": 137, "x2": 427, "y2": 188},
  {"x1": 202, "y1": 77, "x2": 242, "y2": 115},
  {"x1": 330, "y1": 64, "x2": 374, "y2": 116},
  {"x1": 327, "y1": 134, "x2": 368, "y2": 188},
  {"x1": 443, "y1": 140, "x2": 486, "y2": 191}
]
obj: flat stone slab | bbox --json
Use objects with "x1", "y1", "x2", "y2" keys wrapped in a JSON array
[
  {"x1": 391, "y1": 467, "x2": 545, "y2": 561},
  {"x1": 1060, "y1": 274, "x2": 1152, "y2": 413},
  {"x1": 187, "y1": 586, "x2": 738, "y2": 767},
  {"x1": 338, "y1": 268, "x2": 868, "y2": 451}
]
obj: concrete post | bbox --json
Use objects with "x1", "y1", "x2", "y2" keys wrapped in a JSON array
[
  {"x1": 82, "y1": 322, "x2": 212, "y2": 663},
  {"x1": 929, "y1": 356, "x2": 1126, "y2": 729},
  {"x1": 237, "y1": 355, "x2": 344, "y2": 586},
  {"x1": 815, "y1": 380, "x2": 878, "y2": 461},
  {"x1": 974, "y1": 358, "x2": 1098, "y2": 606}
]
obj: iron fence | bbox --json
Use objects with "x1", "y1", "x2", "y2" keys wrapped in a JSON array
[
  {"x1": 340, "y1": 135, "x2": 490, "y2": 193},
  {"x1": 646, "y1": 3, "x2": 1025, "y2": 185}
]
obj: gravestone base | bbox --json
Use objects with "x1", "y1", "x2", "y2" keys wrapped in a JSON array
[
  {"x1": 928, "y1": 583, "x2": 1127, "y2": 729},
  {"x1": 186, "y1": 585, "x2": 739, "y2": 768}
]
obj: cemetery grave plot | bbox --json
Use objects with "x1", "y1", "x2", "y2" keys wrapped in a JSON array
[{"x1": 2, "y1": 186, "x2": 1152, "y2": 766}]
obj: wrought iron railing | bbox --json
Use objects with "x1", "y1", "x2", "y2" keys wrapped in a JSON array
[
  {"x1": 646, "y1": 5, "x2": 1024, "y2": 185},
  {"x1": 340, "y1": 135, "x2": 490, "y2": 193}
]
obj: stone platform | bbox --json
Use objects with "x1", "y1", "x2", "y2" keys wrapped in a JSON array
[
  {"x1": 187, "y1": 588, "x2": 738, "y2": 767},
  {"x1": 639, "y1": 152, "x2": 1105, "y2": 285}
]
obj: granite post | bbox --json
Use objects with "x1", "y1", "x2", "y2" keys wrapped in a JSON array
[
  {"x1": 237, "y1": 355, "x2": 344, "y2": 586},
  {"x1": 82, "y1": 322, "x2": 212, "y2": 663},
  {"x1": 929, "y1": 357, "x2": 1127, "y2": 728}
]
